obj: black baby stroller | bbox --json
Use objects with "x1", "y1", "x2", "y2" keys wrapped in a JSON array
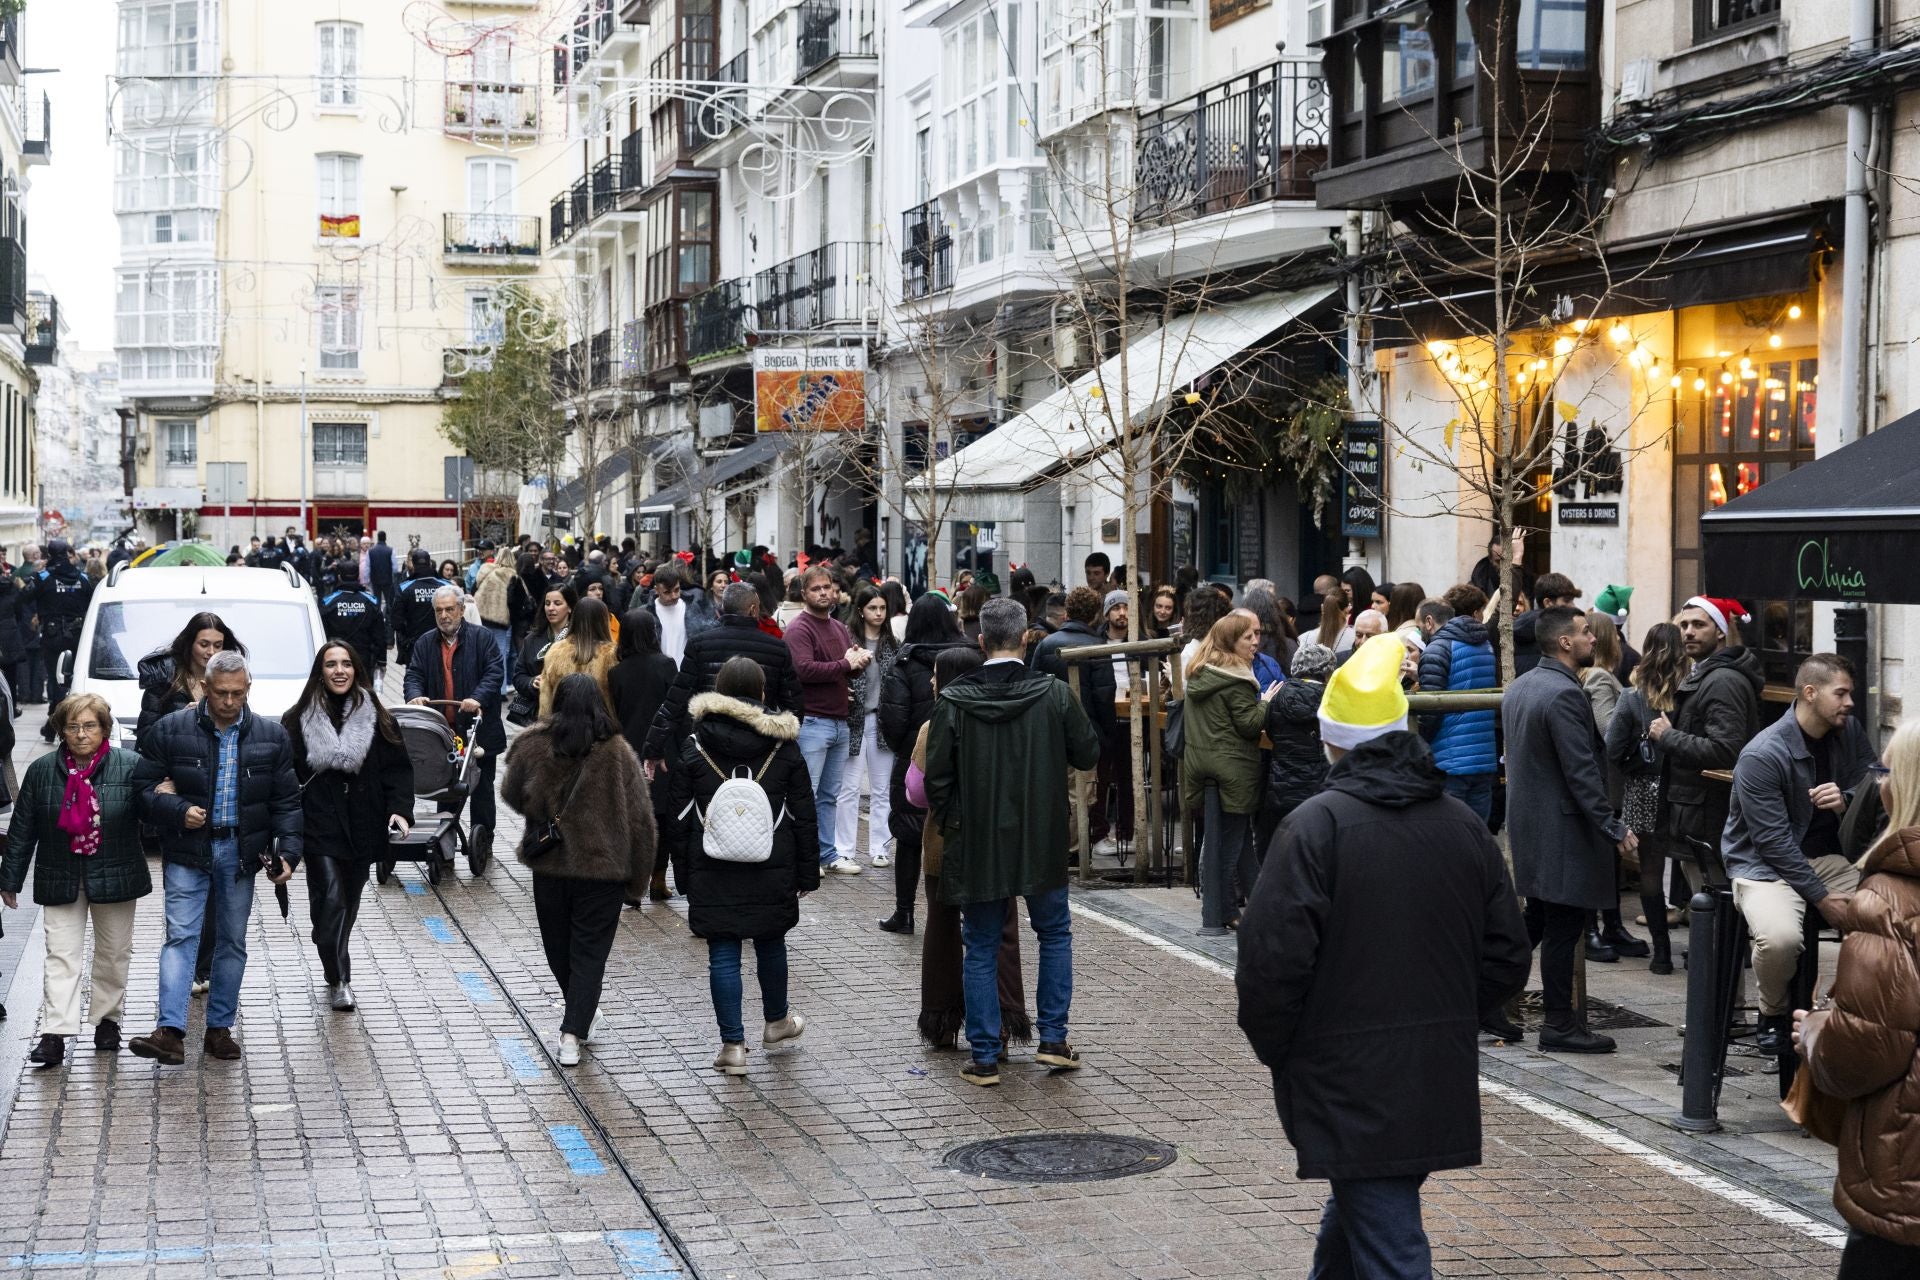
[{"x1": 378, "y1": 701, "x2": 489, "y2": 886}]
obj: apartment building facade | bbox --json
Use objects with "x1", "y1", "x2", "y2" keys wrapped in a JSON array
[
  {"x1": 0, "y1": 15, "x2": 46, "y2": 551},
  {"x1": 116, "y1": 0, "x2": 570, "y2": 552}
]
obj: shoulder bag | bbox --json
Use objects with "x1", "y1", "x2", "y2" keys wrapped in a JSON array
[{"x1": 523, "y1": 757, "x2": 590, "y2": 860}]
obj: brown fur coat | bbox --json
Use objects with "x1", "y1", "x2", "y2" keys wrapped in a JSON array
[{"x1": 502, "y1": 724, "x2": 655, "y2": 895}]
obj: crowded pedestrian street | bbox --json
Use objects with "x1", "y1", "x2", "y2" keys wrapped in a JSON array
[{"x1": 0, "y1": 686, "x2": 1847, "y2": 1279}]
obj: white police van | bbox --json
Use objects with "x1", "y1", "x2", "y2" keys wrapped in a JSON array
[{"x1": 69, "y1": 563, "x2": 327, "y2": 747}]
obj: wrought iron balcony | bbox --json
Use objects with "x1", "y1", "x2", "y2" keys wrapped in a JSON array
[
  {"x1": 754, "y1": 242, "x2": 875, "y2": 334},
  {"x1": 553, "y1": 43, "x2": 569, "y2": 93},
  {"x1": 589, "y1": 151, "x2": 645, "y2": 217},
  {"x1": 20, "y1": 93, "x2": 48, "y2": 165},
  {"x1": 1133, "y1": 60, "x2": 1328, "y2": 228},
  {"x1": 444, "y1": 81, "x2": 540, "y2": 135},
  {"x1": 24, "y1": 292, "x2": 55, "y2": 366},
  {"x1": 589, "y1": 329, "x2": 613, "y2": 388},
  {"x1": 444, "y1": 213, "x2": 542, "y2": 262},
  {"x1": 693, "y1": 51, "x2": 748, "y2": 150},
  {"x1": 551, "y1": 341, "x2": 587, "y2": 395},
  {"x1": 901, "y1": 201, "x2": 952, "y2": 299},
  {"x1": 796, "y1": 1, "x2": 873, "y2": 79},
  {"x1": 686, "y1": 278, "x2": 751, "y2": 364},
  {"x1": 0, "y1": 214, "x2": 26, "y2": 334}
]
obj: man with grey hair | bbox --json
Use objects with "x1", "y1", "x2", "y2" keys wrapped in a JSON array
[
  {"x1": 406, "y1": 584, "x2": 506, "y2": 860},
  {"x1": 131, "y1": 650, "x2": 302, "y2": 1065},
  {"x1": 925, "y1": 596, "x2": 1102, "y2": 1086}
]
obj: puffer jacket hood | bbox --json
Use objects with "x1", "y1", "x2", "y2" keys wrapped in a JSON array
[
  {"x1": 689, "y1": 692, "x2": 800, "y2": 746},
  {"x1": 940, "y1": 667, "x2": 1058, "y2": 723},
  {"x1": 1438, "y1": 615, "x2": 1489, "y2": 649},
  {"x1": 1324, "y1": 731, "x2": 1447, "y2": 807},
  {"x1": 1680, "y1": 644, "x2": 1764, "y2": 697},
  {"x1": 1802, "y1": 825, "x2": 1920, "y2": 1246},
  {"x1": 137, "y1": 651, "x2": 174, "y2": 691}
]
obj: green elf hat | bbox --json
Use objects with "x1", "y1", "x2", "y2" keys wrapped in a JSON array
[{"x1": 1593, "y1": 584, "x2": 1634, "y2": 621}]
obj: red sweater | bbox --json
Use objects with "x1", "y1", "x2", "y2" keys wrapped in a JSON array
[{"x1": 784, "y1": 609, "x2": 854, "y2": 720}]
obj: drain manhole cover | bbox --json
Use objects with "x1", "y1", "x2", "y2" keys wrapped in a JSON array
[{"x1": 944, "y1": 1133, "x2": 1176, "y2": 1183}]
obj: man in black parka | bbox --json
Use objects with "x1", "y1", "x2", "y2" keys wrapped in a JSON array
[{"x1": 1237, "y1": 634, "x2": 1530, "y2": 1280}]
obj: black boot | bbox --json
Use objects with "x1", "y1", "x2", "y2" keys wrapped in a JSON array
[
  {"x1": 1599, "y1": 910, "x2": 1650, "y2": 958},
  {"x1": 1584, "y1": 927, "x2": 1620, "y2": 963},
  {"x1": 877, "y1": 909, "x2": 915, "y2": 935},
  {"x1": 27, "y1": 1034, "x2": 63, "y2": 1067},
  {"x1": 1648, "y1": 936, "x2": 1674, "y2": 976},
  {"x1": 1480, "y1": 1011, "x2": 1525, "y2": 1043},
  {"x1": 1539, "y1": 1018, "x2": 1616, "y2": 1054},
  {"x1": 1755, "y1": 1012, "x2": 1790, "y2": 1054}
]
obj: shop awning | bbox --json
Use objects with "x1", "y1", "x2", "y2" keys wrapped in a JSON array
[
  {"x1": 912, "y1": 285, "x2": 1336, "y2": 497},
  {"x1": 639, "y1": 434, "x2": 789, "y2": 513},
  {"x1": 1701, "y1": 409, "x2": 1920, "y2": 604}
]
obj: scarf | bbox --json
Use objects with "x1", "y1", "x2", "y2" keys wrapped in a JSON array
[
  {"x1": 300, "y1": 692, "x2": 378, "y2": 774},
  {"x1": 57, "y1": 743, "x2": 110, "y2": 858}
]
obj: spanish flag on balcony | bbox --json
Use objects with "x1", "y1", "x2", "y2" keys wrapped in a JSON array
[{"x1": 320, "y1": 214, "x2": 361, "y2": 238}]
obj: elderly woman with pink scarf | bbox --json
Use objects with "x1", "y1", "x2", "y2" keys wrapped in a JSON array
[{"x1": 0, "y1": 693, "x2": 152, "y2": 1069}]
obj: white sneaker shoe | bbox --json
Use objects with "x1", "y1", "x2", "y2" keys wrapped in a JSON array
[
  {"x1": 825, "y1": 857, "x2": 864, "y2": 876},
  {"x1": 557, "y1": 1033, "x2": 582, "y2": 1067},
  {"x1": 190, "y1": 978, "x2": 210, "y2": 998},
  {"x1": 1091, "y1": 838, "x2": 1119, "y2": 859},
  {"x1": 764, "y1": 1013, "x2": 805, "y2": 1048},
  {"x1": 713, "y1": 1042, "x2": 749, "y2": 1075},
  {"x1": 586, "y1": 1010, "x2": 605, "y2": 1042},
  {"x1": 870, "y1": 851, "x2": 892, "y2": 868}
]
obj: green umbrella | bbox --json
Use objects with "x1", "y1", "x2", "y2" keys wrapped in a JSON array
[{"x1": 144, "y1": 542, "x2": 227, "y2": 568}]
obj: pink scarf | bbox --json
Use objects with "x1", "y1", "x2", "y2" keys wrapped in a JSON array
[{"x1": 57, "y1": 743, "x2": 110, "y2": 858}]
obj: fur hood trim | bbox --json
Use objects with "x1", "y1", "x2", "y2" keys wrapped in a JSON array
[{"x1": 688, "y1": 693, "x2": 800, "y2": 740}]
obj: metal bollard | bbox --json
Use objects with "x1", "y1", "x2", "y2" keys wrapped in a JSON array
[
  {"x1": 1198, "y1": 781, "x2": 1231, "y2": 935},
  {"x1": 1677, "y1": 887, "x2": 1729, "y2": 1133}
]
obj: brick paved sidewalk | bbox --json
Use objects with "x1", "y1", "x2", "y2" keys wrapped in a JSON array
[{"x1": 0, "y1": 685, "x2": 1848, "y2": 1278}]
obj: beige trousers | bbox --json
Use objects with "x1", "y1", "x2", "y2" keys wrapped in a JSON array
[
  {"x1": 41, "y1": 890, "x2": 138, "y2": 1035},
  {"x1": 1733, "y1": 854, "x2": 1860, "y2": 1015}
]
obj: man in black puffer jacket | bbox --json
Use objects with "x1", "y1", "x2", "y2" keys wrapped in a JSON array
[
  {"x1": 1652, "y1": 596, "x2": 1765, "y2": 851},
  {"x1": 643, "y1": 582, "x2": 803, "y2": 766},
  {"x1": 130, "y1": 651, "x2": 301, "y2": 1066}
]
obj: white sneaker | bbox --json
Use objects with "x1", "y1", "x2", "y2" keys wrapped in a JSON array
[
  {"x1": 713, "y1": 1042, "x2": 749, "y2": 1075},
  {"x1": 870, "y1": 851, "x2": 892, "y2": 868},
  {"x1": 557, "y1": 1033, "x2": 582, "y2": 1067},
  {"x1": 764, "y1": 1013, "x2": 805, "y2": 1048},
  {"x1": 1091, "y1": 838, "x2": 1119, "y2": 859},
  {"x1": 825, "y1": 857, "x2": 864, "y2": 876},
  {"x1": 190, "y1": 978, "x2": 210, "y2": 998},
  {"x1": 586, "y1": 1010, "x2": 605, "y2": 1042}
]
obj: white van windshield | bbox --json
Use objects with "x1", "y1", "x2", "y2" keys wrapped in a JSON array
[{"x1": 88, "y1": 601, "x2": 318, "y2": 680}]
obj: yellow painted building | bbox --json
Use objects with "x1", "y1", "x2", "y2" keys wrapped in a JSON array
[{"x1": 117, "y1": 0, "x2": 571, "y2": 554}]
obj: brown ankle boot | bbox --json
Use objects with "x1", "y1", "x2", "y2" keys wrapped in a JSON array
[
  {"x1": 649, "y1": 867, "x2": 671, "y2": 901},
  {"x1": 203, "y1": 1027, "x2": 242, "y2": 1060},
  {"x1": 129, "y1": 1026, "x2": 186, "y2": 1065}
]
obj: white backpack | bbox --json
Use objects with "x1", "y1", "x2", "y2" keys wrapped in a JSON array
[{"x1": 679, "y1": 739, "x2": 785, "y2": 863}]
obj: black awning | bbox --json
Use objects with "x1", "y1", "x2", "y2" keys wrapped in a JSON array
[{"x1": 1701, "y1": 410, "x2": 1920, "y2": 604}]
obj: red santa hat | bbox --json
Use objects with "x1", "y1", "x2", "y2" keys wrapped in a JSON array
[{"x1": 1683, "y1": 595, "x2": 1750, "y2": 637}]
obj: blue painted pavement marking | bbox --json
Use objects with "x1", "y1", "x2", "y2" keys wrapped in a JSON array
[
  {"x1": 422, "y1": 915, "x2": 455, "y2": 943},
  {"x1": 458, "y1": 971, "x2": 498, "y2": 1002},
  {"x1": 549, "y1": 1124, "x2": 607, "y2": 1176},
  {"x1": 495, "y1": 1035, "x2": 543, "y2": 1080},
  {"x1": 403, "y1": 878, "x2": 426, "y2": 895},
  {"x1": 606, "y1": 1229, "x2": 679, "y2": 1277}
]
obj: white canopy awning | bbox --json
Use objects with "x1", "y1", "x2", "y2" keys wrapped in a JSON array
[{"x1": 913, "y1": 284, "x2": 1335, "y2": 497}]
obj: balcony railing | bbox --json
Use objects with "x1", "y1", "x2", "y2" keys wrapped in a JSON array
[
  {"x1": 24, "y1": 292, "x2": 55, "y2": 366},
  {"x1": 551, "y1": 341, "x2": 585, "y2": 395},
  {"x1": 588, "y1": 329, "x2": 613, "y2": 388},
  {"x1": 1133, "y1": 60, "x2": 1329, "y2": 228},
  {"x1": 20, "y1": 93, "x2": 48, "y2": 164},
  {"x1": 444, "y1": 81, "x2": 540, "y2": 135},
  {"x1": 686, "y1": 278, "x2": 751, "y2": 363},
  {"x1": 553, "y1": 43, "x2": 569, "y2": 92},
  {"x1": 754, "y1": 242, "x2": 874, "y2": 334},
  {"x1": 590, "y1": 152, "x2": 644, "y2": 217},
  {"x1": 901, "y1": 201, "x2": 952, "y2": 299},
  {"x1": 444, "y1": 212, "x2": 542, "y2": 261},
  {"x1": 620, "y1": 318, "x2": 646, "y2": 381},
  {"x1": 0, "y1": 217, "x2": 27, "y2": 332},
  {"x1": 796, "y1": 1, "x2": 874, "y2": 79},
  {"x1": 693, "y1": 51, "x2": 748, "y2": 150},
  {"x1": 0, "y1": 17, "x2": 19, "y2": 89}
]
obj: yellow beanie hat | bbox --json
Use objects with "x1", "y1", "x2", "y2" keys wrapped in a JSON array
[{"x1": 1317, "y1": 633, "x2": 1410, "y2": 750}]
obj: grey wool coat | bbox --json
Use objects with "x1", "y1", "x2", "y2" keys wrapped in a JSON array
[{"x1": 1501, "y1": 659, "x2": 1628, "y2": 911}]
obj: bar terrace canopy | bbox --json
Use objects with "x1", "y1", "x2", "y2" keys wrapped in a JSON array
[{"x1": 1700, "y1": 409, "x2": 1920, "y2": 604}]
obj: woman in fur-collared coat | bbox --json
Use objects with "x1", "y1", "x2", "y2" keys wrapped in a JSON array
[{"x1": 502, "y1": 673, "x2": 655, "y2": 1068}]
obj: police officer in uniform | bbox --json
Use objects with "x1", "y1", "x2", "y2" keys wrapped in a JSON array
[
  {"x1": 392, "y1": 550, "x2": 452, "y2": 664},
  {"x1": 30, "y1": 539, "x2": 93, "y2": 736},
  {"x1": 320, "y1": 563, "x2": 387, "y2": 675}
]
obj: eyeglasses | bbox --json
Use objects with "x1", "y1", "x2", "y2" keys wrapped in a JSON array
[
  {"x1": 63, "y1": 722, "x2": 102, "y2": 736},
  {"x1": 1868, "y1": 763, "x2": 1892, "y2": 777}
]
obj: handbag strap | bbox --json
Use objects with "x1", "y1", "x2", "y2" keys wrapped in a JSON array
[{"x1": 549, "y1": 755, "x2": 589, "y2": 823}]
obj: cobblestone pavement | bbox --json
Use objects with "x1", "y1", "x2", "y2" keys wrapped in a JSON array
[{"x1": 0, "y1": 691, "x2": 1850, "y2": 1278}]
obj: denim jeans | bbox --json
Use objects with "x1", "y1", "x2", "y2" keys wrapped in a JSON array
[
  {"x1": 960, "y1": 885, "x2": 1071, "y2": 1064},
  {"x1": 157, "y1": 838, "x2": 256, "y2": 1031},
  {"x1": 1309, "y1": 1174, "x2": 1431, "y2": 1280},
  {"x1": 1444, "y1": 773, "x2": 1495, "y2": 824},
  {"x1": 796, "y1": 715, "x2": 849, "y2": 866},
  {"x1": 485, "y1": 623, "x2": 513, "y2": 678},
  {"x1": 707, "y1": 936, "x2": 789, "y2": 1045}
]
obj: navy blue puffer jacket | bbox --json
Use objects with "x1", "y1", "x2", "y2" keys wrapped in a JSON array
[{"x1": 1417, "y1": 617, "x2": 1498, "y2": 777}]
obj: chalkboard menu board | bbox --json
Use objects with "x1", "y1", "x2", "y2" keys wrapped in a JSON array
[
  {"x1": 1237, "y1": 504, "x2": 1264, "y2": 580},
  {"x1": 1340, "y1": 420, "x2": 1385, "y2": 540}
]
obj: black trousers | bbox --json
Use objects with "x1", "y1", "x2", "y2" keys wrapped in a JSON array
[
  {"x1": 531, "y1": 874, "x2": 625, "y2": 1037},
  {"x1": 306, "y1": 854, "x2": 371, "y2": 985},
  {"x1": 1839, "y1": 1228, "x2": 1920, "y2": 1279},
  {"x1": 1523, "y1": 898, "x2": 1587, "y2": 1020}
]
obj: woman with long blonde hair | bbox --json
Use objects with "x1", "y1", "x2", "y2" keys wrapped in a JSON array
[
  {"x1": 1606, "y1": 622, "x2": 1688, "y2": 973},
  {"x1": 539, "y1": 596, "x2": 617, "y2": 717},
  {"x1": 1181, "y1": 610, "x2": 1281, "y2": 932},
  {"x1": 1798, "y1": 718, "x2": 1920, "y2": 1275}
]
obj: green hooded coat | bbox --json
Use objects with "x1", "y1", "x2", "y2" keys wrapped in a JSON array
[
  {"x1": 1181, "y1": 663, "x2": 1268, "y2": 815},
  {"x1": 925, "y1": 662, "x2": 1101, "y2": 907}
]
